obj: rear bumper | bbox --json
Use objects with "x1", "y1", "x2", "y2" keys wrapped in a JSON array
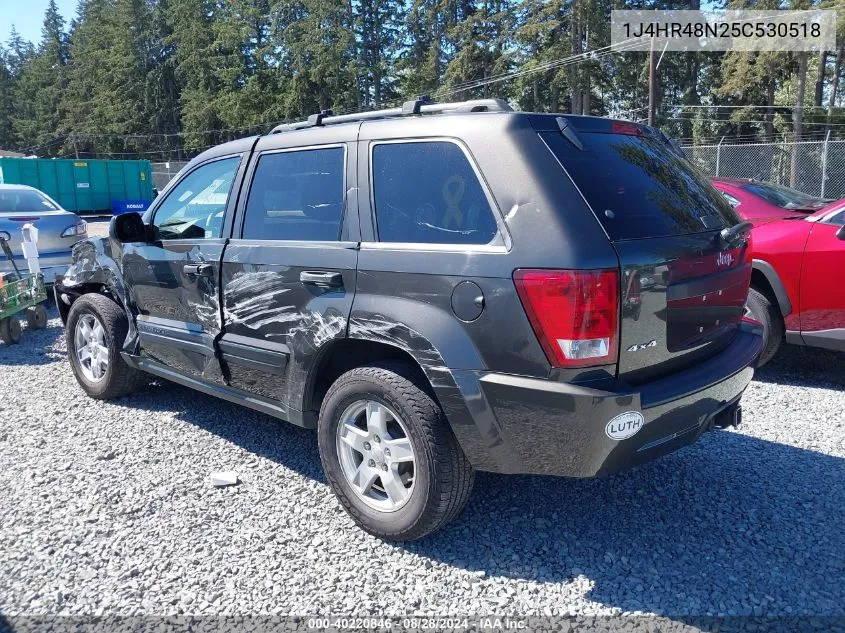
[
  {"x1": 0, "y1": 252, "x2": 71, "y2": 285},
  {"x1": 446, "y1": 323, "x2": 763, "y2": 477}
]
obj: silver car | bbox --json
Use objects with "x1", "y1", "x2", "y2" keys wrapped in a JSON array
[{"x1": 0, "y1": 184, "x2": 88, "y2": 283}]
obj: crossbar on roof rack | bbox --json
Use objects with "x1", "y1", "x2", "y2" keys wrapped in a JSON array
[{"x1": 270, "y1": 98, "x2": 513, "y2": 134}]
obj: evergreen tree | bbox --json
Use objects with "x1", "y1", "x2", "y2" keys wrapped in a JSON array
[
  {"x1": 444, "y1": 1, "x2": 515, "y2": 101},
  {"x1": 355, "y1": 0, "x2": 404, "y2": 107},
  {"x1": 12, "y1": 0, "x2": 69, "y2": 154},
  {"x1": 273, "y1": 0, "x2": 358, "y2": 118},
  {"x1": 398, "y1": 0, "x2": 449, "y2": 99},
  {"x1": 0, "y1": 47, "x2": 16, "y2": 149},
  {"x1": 146, "y1": 0, "x2": 183, "y2": 158},
  {"x1": 5, "y1": 26, "x2": 35, "y2": 77},
  {"x1": 61, "y1": 0, "x2": 155, "y2": 156}
]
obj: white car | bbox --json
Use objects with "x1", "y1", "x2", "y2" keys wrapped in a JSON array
[{"x1": 0, "y1": 184, "x2": 88, "y2": 283}]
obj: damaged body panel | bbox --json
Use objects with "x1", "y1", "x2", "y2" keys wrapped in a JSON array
[
  {"x1": 57, "y1": 236, "x2": 140, "y2": 353},
  {"x1": 219, "y1": 243, "x2": 357, "y2": 415}
]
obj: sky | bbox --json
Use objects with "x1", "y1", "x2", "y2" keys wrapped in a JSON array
[{"x1": 1, "y1": 0, "x2": 79, "y2": 45}]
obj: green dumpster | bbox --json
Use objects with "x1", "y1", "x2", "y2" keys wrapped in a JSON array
[{"x1": 0, "y1": 157, "x2": 153, "y2": 214}]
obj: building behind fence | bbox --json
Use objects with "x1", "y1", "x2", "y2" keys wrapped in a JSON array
[
  {"x1": 682, "y1": 137, "x2": 845, "y2": 199},
  {"x1": 153, "y1": 141, "x2": 845, "y2": 201}
]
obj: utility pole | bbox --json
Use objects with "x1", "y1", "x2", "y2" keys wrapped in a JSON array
[{"x1": 648, "y1": 36, "x2": 657, "y2": 126}]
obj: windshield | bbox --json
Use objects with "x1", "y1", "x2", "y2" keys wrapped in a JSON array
[
  {"x1": 0, "y1": 189, "x2": 60, "y2": 214},
  {"x1": 741, "y1": 182, "x2": 820, "y2": 209},
  {"x1": 543, "y1": 131, "x2": 739, "y2": 240}
]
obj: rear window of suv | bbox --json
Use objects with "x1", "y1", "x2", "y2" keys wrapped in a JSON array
[{"x1": 542, "y1": 130, "x2": 739, "y2": 241}]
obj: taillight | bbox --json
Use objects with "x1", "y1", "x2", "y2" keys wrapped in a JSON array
[
  {"x1": 513, "y1": 269, "x2": 619, "y2": 368},
  {"x1": 610, "y1": 121, "x2": 644, "y2": 136},
  {"x1": 61, "y1": 220, "x2": 88, "y2": 237}
]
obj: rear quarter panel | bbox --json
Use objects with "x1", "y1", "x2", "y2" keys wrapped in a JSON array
[{"x1": 751, "y1": 219, "x2": 813, "y2": 330}]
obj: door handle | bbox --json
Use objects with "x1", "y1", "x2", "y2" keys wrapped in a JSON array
[
  {"x1": 300, "y1": 270, "x2": 344, "y2": 288},
  {"x1": 183, "y1": 263, "x2": 213, "y2": 277}
]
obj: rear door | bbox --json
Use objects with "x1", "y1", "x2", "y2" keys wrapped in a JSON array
[
  {"x1": 124, "y1": 154, "x2": 244, "y2": 382},
  {"x1": 220, "y1": 127, "x2": 359, "y2": 421},
  {"x1": 542, "y1": 122, "x2": 751, "y2": 384}
]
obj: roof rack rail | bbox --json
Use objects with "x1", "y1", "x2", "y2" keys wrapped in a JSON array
[{"x1": 270, "y1": 98, "x2": 513, "y2": 134}]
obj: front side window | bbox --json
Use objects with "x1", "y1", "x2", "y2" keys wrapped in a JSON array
[
  {"x1": 242, "y1": 147, "x2": 345, "y2": 241},
  {"x1": 372, "y1": 141, "x2": 498, "y2": 245},
  {"x1": 153, "y1": 157, "x2": 240, "y2": 240}
]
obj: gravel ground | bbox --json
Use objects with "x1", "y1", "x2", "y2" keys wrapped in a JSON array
[{"x1": 0, "y1": 308, "x2": 843, "y2": 619}]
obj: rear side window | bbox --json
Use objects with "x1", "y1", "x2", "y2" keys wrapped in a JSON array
[
  {"x1": 242, "y1": 147, "x2": 345, "y2": 241},
  {"x1": 372, "y1": 141, "x2": 498, "y2": 245},
  {"x1": 542, "y1": 131, "x2": 739, "y2": 241}
]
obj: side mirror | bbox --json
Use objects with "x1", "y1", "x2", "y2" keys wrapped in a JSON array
[
  {"x1": 837, "y1": 224, "x2": 845, "y2": 241},
  {"x1": 110, "y1": 212, "x2": 148, "y2": 244}
]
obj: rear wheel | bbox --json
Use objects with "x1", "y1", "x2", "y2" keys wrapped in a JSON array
[
  {"x1": 0, "y1": 317, "x2": 22, "y2": 344},
  {"x1": 67, "y1": 294, "x2": 145, "y2": 399},
  {"x1": 746, "y1": 287, "x2": 784, "y2": 367},
  {"x1": 26, "y1": 303, "x2": 48, "y2": 330},
  {"x1": 318, "y1": 362, "x2": 475, "y2": 541}
]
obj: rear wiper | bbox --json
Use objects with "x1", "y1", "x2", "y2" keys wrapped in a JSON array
[
  {"x1": 719, "y1": 221, "x2": 753, "y2": 248},
  {"x1": 555, "y1": 117, "x2": 584, "y2": 151}
]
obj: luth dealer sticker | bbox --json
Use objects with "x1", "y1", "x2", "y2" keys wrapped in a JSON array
[{"x1": 605, "y1": 411, "x2": 645, "y2": 440}]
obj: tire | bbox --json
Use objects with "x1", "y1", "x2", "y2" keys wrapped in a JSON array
[
  {"x1": 318, "y1": 361, "x2": 475, "y2": 541},
  {"x1": 66, "y1": 294, "x2": 146, "y2": 399},
  {"x1": 746, "y1": 287, "x2": 784, "y2": 367},
  {"x1": 0, "y1": 317, "x2": 22, "y2": 344},
  {"x1": 26, "y1": 303, "x2": 48, "y2": 330}
]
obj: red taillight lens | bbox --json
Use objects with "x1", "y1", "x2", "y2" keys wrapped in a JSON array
[
  {"x1": 514, "y1": 269, "x2": 619, "y2": 368},
  {"x1": 610, "y1": 121, "x2": 644, "y2": 136}
]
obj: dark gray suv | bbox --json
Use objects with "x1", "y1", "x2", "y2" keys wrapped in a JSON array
[{"x1": 55, "y1": 99, "x2": 763, "y2": 540}]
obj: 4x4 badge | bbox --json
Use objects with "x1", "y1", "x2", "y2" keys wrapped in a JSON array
[{"x1": 627, "y1": 340, "x2": 657, "y2": 352}]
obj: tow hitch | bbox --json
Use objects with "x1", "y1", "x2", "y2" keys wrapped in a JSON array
[{"x1": 714, "y1": 405, "x2": 742, "y2": 430}]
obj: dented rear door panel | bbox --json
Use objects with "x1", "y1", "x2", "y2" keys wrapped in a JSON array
[{"x1": 219, "y1": 126, "x2": 360, "y2": 416}]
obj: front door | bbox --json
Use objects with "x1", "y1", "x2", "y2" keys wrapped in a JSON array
[
  {"x1": 800, "y1": 208, "x2": 845, "y2": 350},
  {"x1": 220, "y1": 131, "x2": 359, "y2": 424},
  {"x1": 123, "y1": 155, "x2": 242, "y2": 381}
]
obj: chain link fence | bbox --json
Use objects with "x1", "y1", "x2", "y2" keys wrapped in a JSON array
[
  {"x1": 151, "y1": 161, "x2": 188, "y2": 192},
  {"x1": 683, "y1": 139, "x2": 845, "y2": 199}
]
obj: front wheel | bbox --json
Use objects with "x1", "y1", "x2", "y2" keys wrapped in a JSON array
[
  {"x1": 66, "y1": 294, "x2": 146, "y2": 399},
  {"x1": 318, "y1": 362, "x2": 475, "y2": 541}
]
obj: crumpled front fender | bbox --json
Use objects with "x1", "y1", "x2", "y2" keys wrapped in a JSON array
[{"x1": 57, "y1": 236, "x2": 139, "y2": 353}]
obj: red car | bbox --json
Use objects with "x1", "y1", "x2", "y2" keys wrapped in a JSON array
[
  {"x1": 711, "y1": 177, "x2": 832, "y2": 225},
  {"x1": 746, "y1": 202, "x2": 845, "y2": 364}
]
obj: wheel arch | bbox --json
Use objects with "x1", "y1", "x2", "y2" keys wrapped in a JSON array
[
  {"x1": 304, "y1": 338, "x2": 436, "y2": 415},
  {"x1": 751, "y1": 259, "x2": 792, "y2": 317}
]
